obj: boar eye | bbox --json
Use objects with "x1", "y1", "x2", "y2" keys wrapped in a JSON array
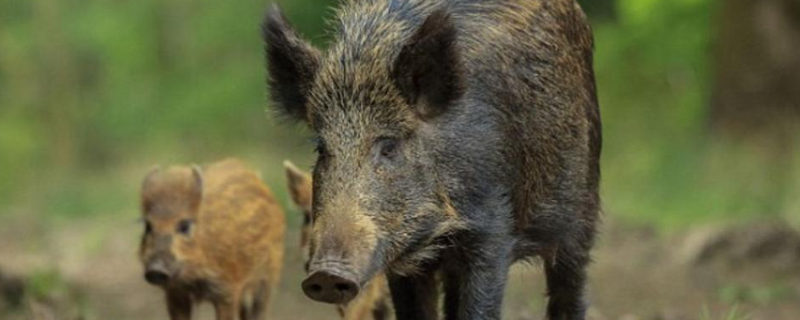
[
  {"x1": 177, "y1": 219, "x2": 193, "y2": 235},
  {"x1": 144, "y1": 221, "x2": 152, "y2": 234},
  {"x1": 376, "y1": 137, "x2": 399, "y2": 160}
]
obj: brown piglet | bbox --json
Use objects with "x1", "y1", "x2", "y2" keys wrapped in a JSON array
[
  {"x1": 284, "y1": 161, "x2": 392, "y2": 320},
  {"x1": 139, "y1": 158, "x2": 285, "y2": 320}
]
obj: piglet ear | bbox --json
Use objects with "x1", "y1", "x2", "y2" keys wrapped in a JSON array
[
  {"x1": 284, "y1": 160, "x2": 313, "y2": 211},
  {"x1": 189, "y1": 165, "x2": 204, "y2": 211},
  {"x1": 262, "y1": 4, "x2": 322, "y2": 123},
  {"x1": 142, "y1": 165, "x2": 161, "y2": 190},
  {"x1": 392, "y1": 9, "x2": 463, "y2": 119},
  {"x1": 141, "y1": 165, "x2": 161, "y2": 213}
]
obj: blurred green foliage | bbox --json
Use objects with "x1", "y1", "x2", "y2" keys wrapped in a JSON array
[
  {"x1": 701, "y1": 304, "x2": 750, "y2": 320},
  {"x1": 0, "y1": 0, "x2": 329, "y2": 223},
  {"x1": 26, "y1": 269, "x2": 67, "y2": 301},
  {"x1": 0, "y1": 0, "x2": 797, "y2": 230},
  {"x1": 595, "y1": 0, "x2": 799, "y2": 229},
  {"x1": 719, "y1": 283, "x2": 796, "y2": 305}
]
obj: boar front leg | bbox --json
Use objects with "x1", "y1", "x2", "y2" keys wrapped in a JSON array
[
  {"x1": 166, "y1": 290, "x2": 192, "y2": 320},
  {"x1": 544, "y1": 243, "x2": 589, "y2": 320},
  {"x1": 387, "y1": 269, "x2": 438, "y2": 320},
  {"x1": 443, "y1": 234, "x2": 513, "y2": 320}
]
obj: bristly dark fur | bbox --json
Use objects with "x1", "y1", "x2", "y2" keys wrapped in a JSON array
[{"x1": 263, "y1": 1, "x2": 601, "y2": 319}]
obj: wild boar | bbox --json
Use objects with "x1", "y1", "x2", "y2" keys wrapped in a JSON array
[
  {"x1": 139, "y1": 158, "x2": 286, "y2": 320},
  {"x1": 285, "y1": 161, "x2": 392, "y2": 320},
  {"x1": 263, "y1": 0, "x2": 601, "y2": 319}
]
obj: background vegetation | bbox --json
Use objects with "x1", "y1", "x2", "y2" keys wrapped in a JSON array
[
  {"x1": 1, "y1": 0, "x2": 798, "y2": 319},
  {"x1": 1, "y1": 0, "x2": 797, "y2": 229}
]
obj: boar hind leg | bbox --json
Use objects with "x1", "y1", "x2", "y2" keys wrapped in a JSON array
[
  {"x1": 166, "y1": 290, "x2": 192, "y2": 320},
  {"x1": 387, "y1": 270, "x2": 438, "y2": 320},
  {"x1": 544, "y1": 245, "x2": 589, "y2": 320}
]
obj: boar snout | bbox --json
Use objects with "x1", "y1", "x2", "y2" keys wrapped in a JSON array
[
  {"x1": 144, "y1": 259, "x2": 173, "y2": 285},
  {"x1": 302, "y1": 264, "x2": 360, "y2": 304}
]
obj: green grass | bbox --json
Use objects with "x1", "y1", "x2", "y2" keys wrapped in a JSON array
[
  {"x1": 26, "y1": 269, "x2": 68, "y2": 301},
  {"x1": 719, "y1": 283, "x2": 797, "y2": 306},
  {"x1": 702, "y1": 304, "x2": 751, "y2": 320}
]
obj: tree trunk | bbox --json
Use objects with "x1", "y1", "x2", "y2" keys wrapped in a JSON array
[
  {"x1": 711, "y1": 0, "x2": 800, "y2": 216},
  {"x1": 710, "y1": 0, "x2": 800, "y2": 141}
]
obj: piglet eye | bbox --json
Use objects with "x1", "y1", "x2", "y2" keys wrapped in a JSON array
[
  {"x1": 177, "y1": 219, "x2": 193, "y2": 235},
  {"x1": 377, "y1": 137, "x2": 399, "y2": 159}
]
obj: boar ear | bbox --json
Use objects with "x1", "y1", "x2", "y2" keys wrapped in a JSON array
[
  {"x1": 392, "y1": 9, "x2": 463, "y2": 119},
  {"x1": 189, "y1": 165, "x2": 204, "y2": 211},
  {"x1": 262, "y1": 4, "x2": 321, "y2": 123},
  {"x1": 284, "y1": 160, "x2": 313, "y2": 210}
]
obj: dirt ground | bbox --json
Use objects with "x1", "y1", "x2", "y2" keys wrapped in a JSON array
[{"x1": 1, "y1": 211, "x2": 798, "y2": 320}]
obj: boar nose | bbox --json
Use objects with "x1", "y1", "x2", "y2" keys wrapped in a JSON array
[
  {"x1": 302, "y1": 270, "x2": 360, "y2": 304},
  {"x1": 144, "y1": 260, "x2": 171, "y2": 285}
]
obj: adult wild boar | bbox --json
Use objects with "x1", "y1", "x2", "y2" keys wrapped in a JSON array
[
  {"x1": 139, "y1": 158, "x2": 286, "y2": 320},
  {"x1": 263, "y1": 0, "x2": 601, "y2": 319}
]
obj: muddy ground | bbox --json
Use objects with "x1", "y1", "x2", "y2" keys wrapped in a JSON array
[{"x1": 1, "y1": 211, "x2": 799, "y2": 320}]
